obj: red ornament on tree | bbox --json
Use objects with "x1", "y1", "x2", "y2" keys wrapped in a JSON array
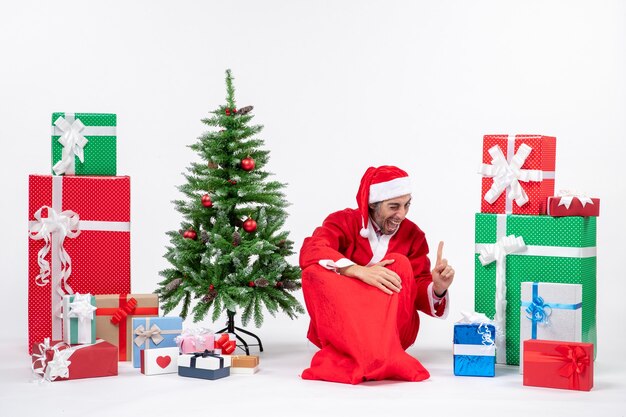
[
  {"x1": 228, "y1": 179, "x2": 237, "y2": 185},
  {"x1": 240, "y1": 156, "x2": 255, "y2": 172},
  {"x1": 209, "y1": 284, "x2": 214, "y2": 290},
  {"x1": 242, "y1": 217, "x2": 257, "y2": 233},
  {"x1": 275, "y1": 282, "x2": 283, "y2": 288},
  {"x1": 248, "y1": 281, "x2": 255, "y2": 287},
  {"x1": 201, "y1": 194, "x2": 213, "y2": 207},
  {"x1": 183, "y1": 228, "x2": 197, "y2": 240},
  {"x1": 225, "y1": 108, "x2": 231, "y2": 116}
]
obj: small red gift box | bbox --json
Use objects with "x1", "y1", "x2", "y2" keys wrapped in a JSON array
[
  {"x1": 479, "y1": 134, "x2": 556, "y2": 215},
  {"x1": 523, "y1": 339, "x2": 593, "y2": 391},
  {"x1": 547, "y1": 194, "x2": 600, "y2": 217},
  {"x1": 31, "y1": 339, "x2": 118, "y2": 382},
  {"x1": 28, "y1": 175, "x2": 131, "y2": 353}
]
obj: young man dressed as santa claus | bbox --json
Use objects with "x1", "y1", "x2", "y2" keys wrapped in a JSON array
[{"x1": 299, "y1": 165, "x2": 455, "y2": 384}]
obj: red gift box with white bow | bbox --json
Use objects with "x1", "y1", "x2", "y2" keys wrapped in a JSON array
[
  {"x1": 547, "y1": 192, "x2": 600, "y2": 217},
  {"x1": 28, "y1": 175, "x2": 131, "y2": 354},
  {"x1": 478, "y1": 134, "x2": 556, "y2": 215},
  {"x1": 31, "y1": 339, "x2": 118, "y2": 382},
  {"x1": 523, "y1": 339, "x2": 593, "y2": 391}
]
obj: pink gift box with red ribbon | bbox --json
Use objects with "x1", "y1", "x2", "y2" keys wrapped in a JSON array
[{"x1": 176, "y1": 328, "x2": 215, "y2": 354}]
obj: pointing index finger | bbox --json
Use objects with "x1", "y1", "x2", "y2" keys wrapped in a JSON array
[{"x1": 436, "y1": 241, "x2": 444, "y2": 264}]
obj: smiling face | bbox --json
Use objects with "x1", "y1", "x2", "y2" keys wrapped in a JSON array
[{"x1": 369, "y1": 194, "x2": 412, "y2": 235}]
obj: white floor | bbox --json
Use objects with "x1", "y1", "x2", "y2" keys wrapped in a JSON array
[{"x1": 2, "y1": 336, "x2": 625, "y2": 417}]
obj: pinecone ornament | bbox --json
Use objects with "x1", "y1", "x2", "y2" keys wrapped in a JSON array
[
  {"x1": 283, "y1": 281, "x2": 297, "y2": 290},
  {"x1": 233, "y1": 231, "x2": 241, "y2": 246},
  {"x1": 201, "y1": 231, "x2": 209, "y2": 243},
  {"x1": 208, "y1": 161, "x2": 219, "y2": 169},
  {"x1": 238, "y1": 105, "x2": 253, "y2": 115},
  {"x1": 165, "y1": 278, "x2": 182, "y2": 292},
  {"x1": 254, "y1": 278, "x2": 269, "y2": 288},
  {"x1": 202, "y1": 288, "x2": 218, "y2": 303}
]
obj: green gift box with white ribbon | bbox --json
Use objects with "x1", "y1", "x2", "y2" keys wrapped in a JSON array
[
  {"x1": 474, "y1": 213, "x2": 596, "y2": 365},
  {"x1": 51, "y1": 112, "x2": 117, "y2": 176},
  {"x1": 62, "y1": 293, "x2": 97, "y2": 345}
]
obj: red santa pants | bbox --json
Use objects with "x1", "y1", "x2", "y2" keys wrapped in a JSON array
[{"x1": 301, "y1": 253, "x2": 430, "y2": 384}]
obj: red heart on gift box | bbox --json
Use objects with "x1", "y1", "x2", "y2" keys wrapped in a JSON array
[{"x1": 156, "y1": 355, "x2": 171, "y2": 369}]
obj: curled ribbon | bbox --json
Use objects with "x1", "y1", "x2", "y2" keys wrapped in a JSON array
[
  {"x1": 557, "y1": 189, "x2": 595, "y2": 209},
  {"x1": 28, "y1": 206, "x2": 80, "y2": 293},
  {"x1": 478, "y1": 144, "x2": 543, "y2": 208},
  {"x1": 134, "y1": 324, "x2": 164, "y2": 347},
  {"x1": 478, "y1": 235, "x2": 526, "y2": 361},
  {"x1": 525, "y1": 295, "x2": 552, "y2": 324},
  {"x1": 31, "y1": 338, "x2": 73, "y2": 382},
  {"x1": 110, "y1": 297, "x2": 138, "y2": 325},
  {"x1": 52, "y1": 116, "x2": 89, "y2": 175},
  {"x1": 456, "y1": 311, "x2": 495, "y2": 346}
]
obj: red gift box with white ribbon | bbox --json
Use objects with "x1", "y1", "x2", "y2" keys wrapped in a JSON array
[
  {"x1": 28, "y1": 175, "x2": 131, "y2": 354},
  {"x1": 479, "y1": 134, "x2": 556, "y2": 215},
  {"x1": 31, "y1": 338, "x2": 118, "y2": 382},
  {"x1": 523, "y1": 339, "x2": 593, "y2": 391},
  {"x1": 546, "y1": 191, "x2": 600, "y2": 217}
]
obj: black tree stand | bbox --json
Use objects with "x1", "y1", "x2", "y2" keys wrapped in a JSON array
[{"x1": 216, "y1": 310, "x2": 263, "y2": 355}]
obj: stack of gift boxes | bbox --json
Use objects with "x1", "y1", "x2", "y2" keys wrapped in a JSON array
[
  {"x1": 453, "y1": 134, "x2": 598, "y2": 391},
  {"x1": 28, "y1": 112, "x2": 259, "y2": 382}
]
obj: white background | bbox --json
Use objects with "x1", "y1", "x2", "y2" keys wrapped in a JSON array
[{"x1": 1, "y1": 1, "x2": 625, "y2": 416}]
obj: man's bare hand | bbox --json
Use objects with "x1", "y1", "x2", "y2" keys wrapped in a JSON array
[
  {"x1": 432, "y1": 241, "x2": 454, "y2": 296},
  {"x1": 338, "y1": 260, "x2": 402, "y2": 295}
]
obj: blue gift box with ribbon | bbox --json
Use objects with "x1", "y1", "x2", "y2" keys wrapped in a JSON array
[
  {"x1": 453, "y1": 323, "x2": 496, "y2": 377},
  {"x1": 519, "y1": 281, "x2": 582, "y2": 372},
  {"x1": 131, "y1": 316, "x2": 183, "y2": 368},
  {"x1": 178, "y1": 350, "x2": 230, "y2": 380}
]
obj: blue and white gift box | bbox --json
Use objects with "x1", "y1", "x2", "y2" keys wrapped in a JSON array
[
  {"x1": 178, "y1": 350, "x2": 230, "y2": 380},
  {"x1": 453, "y1": 312, "x2": 496, "y2": 377},
  {"x1": 62, "y1": 293, "x2": 97, "y2": 345},
  {"x1": 131, "y1": 316, "x2": 183, "y2": 368},
  {"x1": 519, "y1": 281, "x2": 582, "y2": 373}
]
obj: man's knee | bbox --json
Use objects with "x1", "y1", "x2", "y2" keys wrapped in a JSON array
[{"x1": 384, "y1": 253, "x2": 412, "y2": 272}]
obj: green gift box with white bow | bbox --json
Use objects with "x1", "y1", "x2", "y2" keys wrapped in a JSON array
[
  {"x1": 62, "y1": 293, "x2": 97, "y2": 345},
  {"x1": 474, "y1": 213, "x2": 596, "y2": 366},
  {"x1": 51, "y1": 112, "x2": 117, "y2": 176}
]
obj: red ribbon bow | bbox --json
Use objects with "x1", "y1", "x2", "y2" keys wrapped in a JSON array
[
  {"x1": 110, "y1": 297, "x2": 138, "y2": 325},
  {"x1": 555, "y1": 344, "x2": 590, "y2": 389},
  {"x1": 215, "y1": 333, "x2": 236, "y2": 354}
]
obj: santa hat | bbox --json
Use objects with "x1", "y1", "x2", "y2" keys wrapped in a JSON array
[{"x1": 356, "y1": 165, "x2": 412, "y2": 238}]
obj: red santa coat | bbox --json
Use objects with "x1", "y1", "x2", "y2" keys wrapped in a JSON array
[{"x1": 299, "y1": 208, "x2": 448, "y2": 384}]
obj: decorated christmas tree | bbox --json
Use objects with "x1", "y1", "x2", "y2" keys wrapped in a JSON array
[{"x1": 156, "y1": 69, "x2": 304, "y2": 330}]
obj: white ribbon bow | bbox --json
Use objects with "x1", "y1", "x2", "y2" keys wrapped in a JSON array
[
  {"x1": 31, "y1": 338, "x2": 73, "y2": 382},
  {"x1": 67, "y1": 293, "x2": 96, "y2": 322},
  {"x1": 478, "y1": 235, "x2": 527, "y2": 362},
  {"x1": 134, "y1": 324, "x2": 164, "y2": 347},
  {"x1": 557, "y1": 189, "x2": 594, "y2": 209},
  {"x1": 52, "y1": 116, "x2": 89, "y2": 175},
  {"x1": 28, "y1": 206, "x2": 80, "y2": 292},
  {"x1": 479, "y1": 144, "x2": 543, "y2": 208},
  {"x1": 457, "y1": 311, "x2": 492, "y2": 325}
]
